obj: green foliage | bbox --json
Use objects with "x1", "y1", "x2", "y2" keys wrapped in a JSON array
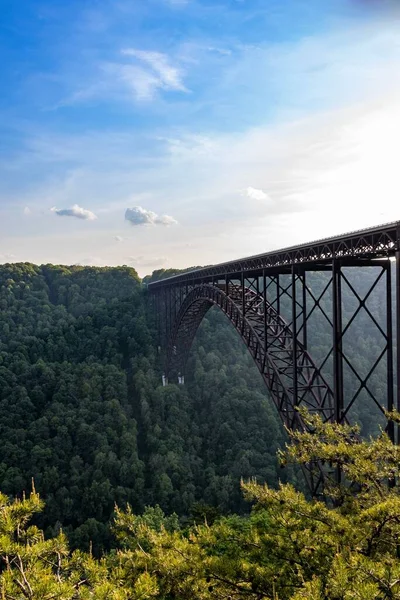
[
  {"x1": 0, "y1": 264, "x2": 149, "y2": 554},
  {"x1": 0, "y1": 488, "x2": 159, "y2": 599},
  {"x1": 2, "y1": 412, "x2": 400, "y2": 597},
  {"x1": 0, "y1": 258, "x2": 395, "y2": 597},
  {"x1": 110, "y1": 412, "x2": 400, "y2": 599},
  {"x1": 0, "y1": 263, "x2": 292, "y2": 553}
]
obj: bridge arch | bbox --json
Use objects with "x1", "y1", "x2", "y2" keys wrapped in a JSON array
[
  {"x1": 151, "y1": 222, "x2": 398, "y2": 495},
  {"x1": 166, "y1": 283, "x2": 335, "y2": 433}
]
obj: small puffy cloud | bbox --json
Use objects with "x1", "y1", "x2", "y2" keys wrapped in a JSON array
[
  {"x1": 114, "y1": 235, "x2": 124, "y2": 242},
  {"x1": 245, "y1": 187, "x2": 270, "y2": 201},
  {"x1": 23, "y1": 206, "x2": 31, "y2": 215},
  {"x1": 51, "y1": 204, "x2": 97, "y2": 220},
  {"x1": 125, "y1": 206, "x2": 178, "y2": 226},
  {"x1": 125, "y1": 206, "x2": 156, "y2": 225}
]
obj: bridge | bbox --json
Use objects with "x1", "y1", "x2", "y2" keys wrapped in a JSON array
[{"x1": 148, "y1": 221, "x2": 400, "y2": 494}]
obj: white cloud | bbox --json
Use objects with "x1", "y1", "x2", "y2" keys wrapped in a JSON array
[
  {"x1": 122, "y1": 49, "x2": 186, "y2": 90},
  {"x1": 245, "y1": 187, "x2": 270, "y2": 201},
  {"x1": 116, "y1": 65, "x2": 161, "y2": 101},
  {"x1": 114, "y1": 235, "x2": 124, "y2": 242},
  {"x1": 125, "y1": 206, "x2": 157, "y2": 225},
  {"x1": 23, "y1": 206, "x2": 31, "y2": 215},
  {"x1": 116, "y1": 48, "x2": 187, "y2": 100},
  {"x1": 155, "y1": 214, "x2": 179, "y2": 226},
  {"x1": 125, "y1": 206, "x2": 178, "y2": 226},
  {"x1": 51, "y1": 204, "x2": 97, "y2": 220}
]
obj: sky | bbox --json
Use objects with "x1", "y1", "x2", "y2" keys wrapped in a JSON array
[{"x1": 1, "y1": 0, "x2": 400, "y2": 276}]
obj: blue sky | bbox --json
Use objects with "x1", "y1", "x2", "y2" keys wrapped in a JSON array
[{"x1": 1, "y1": 0, "x2": 400, "y2": 274}]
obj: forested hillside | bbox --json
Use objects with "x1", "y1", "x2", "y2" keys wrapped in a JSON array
[
  {"x1": 0, "y1": 263, "x2": 293, "y2": 554},
  {"x1": 0, "y1": 263, "x2": 390, "y2": 555}
]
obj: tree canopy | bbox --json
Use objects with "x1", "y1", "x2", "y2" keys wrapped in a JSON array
[
  {"x1": 0, "y1": 263, "x2": 293, "y2": 553},
  {"x1": 1, "y1": 412, "x2": 400, "y2": 598}
]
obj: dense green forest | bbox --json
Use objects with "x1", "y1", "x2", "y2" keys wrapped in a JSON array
[
  {"x1": 0, "y1": 263, "x2": 296, "y2": 555},
  {"x1": 0, "y1": 262, "x2": 390, "y2": 559}
]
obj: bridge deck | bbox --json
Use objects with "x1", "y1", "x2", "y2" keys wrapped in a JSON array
[{"x1": 148, "y1": 220, "x2": 400, "y2": 288}]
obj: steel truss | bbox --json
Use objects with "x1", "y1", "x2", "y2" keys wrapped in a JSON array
[{"x1": 149, "y1": 221, "x2": 400, "y2": 496}]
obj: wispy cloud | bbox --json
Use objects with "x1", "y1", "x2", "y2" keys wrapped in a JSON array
[
  {"x1": 122, "y1": 49, "x2": 186, "y2": 90},
  {"x1": 113, "y1": 64, "x2": 160, "y2": 101},
  {"x1": 109, "y1": 48, "x2": 188, "y2": 101},
  {"x1": 125, "y1": 206, "x2": 178, "y2": 226},
  {"x1": 51, "y1": 204, "x2": 97, "y2": 220}
]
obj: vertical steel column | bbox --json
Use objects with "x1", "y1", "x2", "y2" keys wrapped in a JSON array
[
  {"x1": 292, "y1": 265, "x2": 298, "y2": 406},
  {"x1": 164, "y1": 290, "x2": 167, "y2": 345},
  {"x1": 159, "y1": 291, "x2": 163, "y2": 347},
  {"x1": 302, "y1": 270, "x2": 308, "y2": 350},
  {"x1": 156, "y1": 291, "x2": 160, "y2": 347},
  {"x1": 166, "y1": 287, "x2": 170, "y2": 345},
  {"x1": 276, "y1": 275, "x2": 281, "y2": 316},
  {"x1": 159, "y1": 290, "x2": 162, "y2": 343},
  {"x1": 386, "y1": 260, "x2": 394, "y2": 443},
  {"x1": 168, "y1": 286, "x2": 172, "y2": 339},
  {"x1": 241, "y1": 272, "x2": 245, "y2": 333},
  {"x1": 174, "y1": 286, "x2": 178, "y2": 319},
  {"x1": 332, "y1": 259, "x2": 343, "y2": 485},
  {"x1": 163, "y1": 287, "x2": 168, "y2": 345},
  {"x1": 332, "y1": 260, "x2": 344, "y2": 424},
  {"x1": 225, "y1": 273, "x2": 229, "y2": 296},
  {"x1": 396, "y1": 249, "x2": 400, "y2": 444},
  {"x1": 263, "y1": 269, "x2": 268, "y2": 371}
]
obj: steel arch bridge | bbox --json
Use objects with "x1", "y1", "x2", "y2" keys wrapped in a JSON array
[{"x1": 148, "y1": 220, "x2": 400, "y2": 495}]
